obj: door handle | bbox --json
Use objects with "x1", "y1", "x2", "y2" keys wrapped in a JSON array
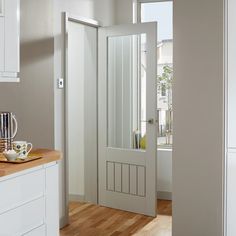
[{"x1": 141, "y1": 118, "x2": 154, "y2": 124}]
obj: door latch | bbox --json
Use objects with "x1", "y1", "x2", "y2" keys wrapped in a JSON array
[{"x1": 141, "y1": 118, "x2": 154, "y2": 124}]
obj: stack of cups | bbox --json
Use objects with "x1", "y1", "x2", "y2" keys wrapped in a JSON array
[
  {"x1": 0, "y1": 112, "x2": 18, "y2": 153},
  {"x1": 0, "y1": 138, "x2": 13, "y2": 152}
]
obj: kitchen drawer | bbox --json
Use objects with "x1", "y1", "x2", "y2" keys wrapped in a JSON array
[
  {"x1": 0, "y1": 197, "x2": 45, "y2": 236},
  {"x1": 0, "y1": 169, "x2": 45, "y2": 214},
  {"x1": 23, "y1": 224, "x2": 46, "y2": 236}
]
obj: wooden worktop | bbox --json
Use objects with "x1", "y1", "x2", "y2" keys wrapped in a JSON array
[{"x1": 0, "y1": 149, "x2": 61, "y2": 177}]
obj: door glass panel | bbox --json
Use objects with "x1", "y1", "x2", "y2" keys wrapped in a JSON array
[{"x1": 107, "y1": 34, "x2": 147, "y2": 150}]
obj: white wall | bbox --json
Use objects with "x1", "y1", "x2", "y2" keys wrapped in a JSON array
[
  {"x1": 227, "y1": 0, "x2": 236, "y2": 149},
  {"x1": 173, "y1": 0, "x2": 224, "y2": 235},
  {"x1": 67, "y1": 21, "x2": 84, "y2": 199},
  {"x1": 157, "y1": 149, "x2": 172, "y2": 199},
  {"x1": 53, "y1": 0, "x2": 115, "y2": 226},
  {"x1": 67, "y1": 21, "x2": 97, "y2": 202},
  {"x1": 226, "y1": 0, "x2": 236, "y2": 235}
]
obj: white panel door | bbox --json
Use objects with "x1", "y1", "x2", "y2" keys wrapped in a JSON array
[{"x1": 98, "y1": 22, "x2": 157, "y2": 216}]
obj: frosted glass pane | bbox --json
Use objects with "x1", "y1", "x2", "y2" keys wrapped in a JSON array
[{"x1": 107, "y1": 34, "x2": 147, "y2": 150}]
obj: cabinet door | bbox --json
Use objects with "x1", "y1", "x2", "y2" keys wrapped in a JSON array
[
  {"x1": 0, "y1": 168, "x2": 45, "y2": 214},
  {"x1": 23, "y1": 225, "x2": 46, "y2": 236},
  {"x1": 0, "y1": 16, "x2": 4, "y2": 72},
  {"x1": 227, "y1": 152, "x2": 236, "y2": 236},
  {"x1": 46, "y1": 164, "x2": 60, "y2": 236},
  {"x1": 4, "y1": 0, "x2": 19, "y2": 73},
  {"x1": 0, "y1": 198, "x2": 45, "y2": 235}
]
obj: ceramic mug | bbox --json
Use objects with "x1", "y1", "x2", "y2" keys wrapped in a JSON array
[{"x1": 12, "y1": 141, "x2": 33, "y2": 159}]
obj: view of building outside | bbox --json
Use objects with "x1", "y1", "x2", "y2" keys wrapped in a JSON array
[{"x1": 141, "y1": 1, "x2": 173, "y2": 147}]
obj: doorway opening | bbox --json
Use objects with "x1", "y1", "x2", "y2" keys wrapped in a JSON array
[
  {"x1": 137, "y1": 0, "x2": 173, "y2": 228},
  {"x1": 139, "y1": 0, "x2": 173, "y2": 201},
  {"x1": 64, "y1": 14, "x2": 158, "y2": 219},
  {"x1": 63, "y1": 0, "x2": 173, "y2": 233},
  {"x1": 64, "y1": 14, "x2": 99, "y2": 214}
]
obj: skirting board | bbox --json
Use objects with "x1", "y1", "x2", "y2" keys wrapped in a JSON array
[
  {"x1": 60, "y1": 216, "x2": 68, "y2": 229},
  {"x1": 69, "y1": 193, "x2": 171, "y2": 202},
  {"x1": 69, "y1": 194, "x2": 85, "y2": 202},
  {"x1": 157, "y1": 191, "x2": 172, "y2": 200}
]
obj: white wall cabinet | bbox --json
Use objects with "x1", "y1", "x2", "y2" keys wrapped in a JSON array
[
  {"x1": 0, "y1": 162, "x2": 59, "y2": 236},
  {"x1": 0, "y1": 0, "x2": 20, "y2": 82}
]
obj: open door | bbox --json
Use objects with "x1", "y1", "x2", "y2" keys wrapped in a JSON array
[{"x1": 98, "y1": 22, "x2": 157, "y2": 217}]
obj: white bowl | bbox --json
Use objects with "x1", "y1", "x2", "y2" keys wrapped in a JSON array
[{"x1": 3, "y1": 150, "x2": 19, "y2": 161}]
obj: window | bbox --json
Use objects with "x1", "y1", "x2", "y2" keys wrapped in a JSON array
[{"x1": 140, "y1": 1, "x2": 173, "y2": 147}]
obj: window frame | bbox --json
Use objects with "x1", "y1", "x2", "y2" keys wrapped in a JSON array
[
  {"x1": 137, "y1": 0, "x2": 174, "y2": 147},
  {"x1": 136, "y1": 0, "x2": 173, "y2": 23}
]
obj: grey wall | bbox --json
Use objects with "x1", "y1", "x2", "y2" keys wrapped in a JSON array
[
  {"x1": 172, "y1": 0, "x2": 224, "y2": 235},
  {"x1": 0, "y1": 0, "x2": 54, "y2": 148},
  {"x1": 114, "y1": 0, "x2": 134, "y2": 24},
  {"x1": 114, "y1": 0, "x2": 225, "y2": 235},
  {"x1": 0, "y1": 0, "x2": 115, "y2": 228}
]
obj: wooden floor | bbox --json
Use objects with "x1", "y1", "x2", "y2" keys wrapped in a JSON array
[{"x1": 60, "y1": 200, "x2": 172, "y2": 236}]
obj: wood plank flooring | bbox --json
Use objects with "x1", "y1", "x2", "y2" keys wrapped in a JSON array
[{"x1": 60, "y1": 200, "x2": 172, "y2": 236}]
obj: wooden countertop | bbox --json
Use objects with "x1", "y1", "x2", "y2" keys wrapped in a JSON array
[{"x1": 0, "y1": 149, "x2": 61, "y2": 177}]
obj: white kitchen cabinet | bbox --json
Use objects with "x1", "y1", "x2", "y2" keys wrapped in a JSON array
[
  {"x1": 45, "y1": 163, "x2": 60, "y2": 236},
  {"x1": 0, "y1": 0, "x2": 20, "y2": 82},
  {"x1": 0, "y1": 167, "x2": 45, "y2": 214},
  {"x1": 226, "y1": 152, "x2": 236, "y2": 236},
  {"x1": 0, "y1": 198, "x2": 45, "y2": 236},
  {"x1": 23, "y1": 225, "x2": 46, "y2": 236},
  {"x1": 0, "y1": 162, "x2": 60, "y2": 236}
]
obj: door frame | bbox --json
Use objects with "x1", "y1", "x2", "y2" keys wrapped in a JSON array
[
  {"x1": 136, "y1": 0, "x2": 173, "y2": 24},
  {"x1": 63, "y1": 12, "x2": 101, "y2": 225},
  {"x1": 63, "y1": 13, "x2": 158, "y2": 222}
]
